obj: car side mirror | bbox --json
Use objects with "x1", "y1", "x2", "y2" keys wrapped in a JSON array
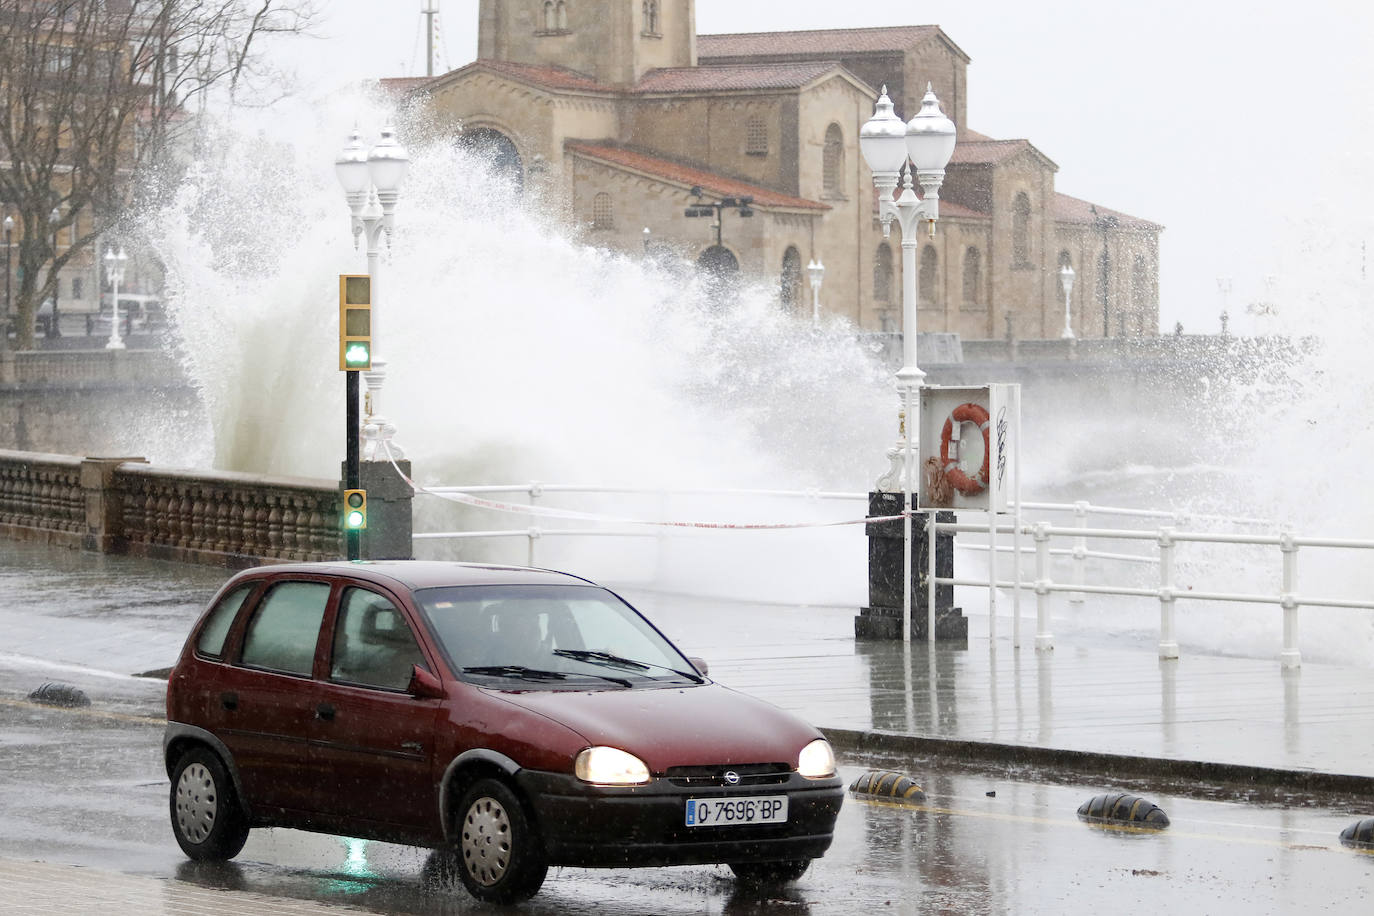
[
  {"x1": 687, "y1": 656, "x2": 709, "y2": 677},
  {"x1": 409, "y1": 665, "x2": 446, "y2": 699}
]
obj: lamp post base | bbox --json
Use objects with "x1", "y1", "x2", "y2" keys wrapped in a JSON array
[
  {"x1": 341, "y1": 458, "x2": 414, "y2": 560},
  {"x1": 856, "y1": 492, "x2": 967, "y2": 643}
]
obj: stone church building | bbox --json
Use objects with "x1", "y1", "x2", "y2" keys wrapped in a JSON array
[{"x1": 387, "y1": 0, "x2": 1161, "y2": 339}]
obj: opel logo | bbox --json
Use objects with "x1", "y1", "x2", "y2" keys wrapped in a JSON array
[{"x1": 723, "y1": 771, "x2": 741, "y2": 785}]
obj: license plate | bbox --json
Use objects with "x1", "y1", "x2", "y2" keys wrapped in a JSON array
[{"x1": 685, "y1": 796, "x2": 789, "y2": 827}]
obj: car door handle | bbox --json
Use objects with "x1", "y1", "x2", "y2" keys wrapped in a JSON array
[
  {"x1": 220, "y1": 692, "x2": 238, "y2": 711},
  {"x1": 315, "y1": 703, "x2": 336, "y2": 722}
]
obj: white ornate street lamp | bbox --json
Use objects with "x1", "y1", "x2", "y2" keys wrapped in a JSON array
[
  {"x1": 807, "y1": 258, "x2": 824, "y2": 327},
  {"x1": 860, "y1": 83, "x2": 957, "y2": 642},
  {"x1": 1059, "y1": 263, "x2": 1076, "y2": 340},
  {"x1": 103, "y1": 247, "x2": 127, "y2": 350},
  {"x1": 335, "y1": 125, "x2": 410, "y2": 460},
  {"x1": 3, "y1": 215, "x2": 12, "y2": 351},
  {"x1": 48, "y1": 208, "x2": 61, "y2": 338}
]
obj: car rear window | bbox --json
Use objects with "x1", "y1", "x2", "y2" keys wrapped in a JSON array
[
  {"x1": 195, "y1": 583, "x2": 254, "y2": 659},
  {"x1": 240, "y1": 581, "x2": 331, "y2": 676}
]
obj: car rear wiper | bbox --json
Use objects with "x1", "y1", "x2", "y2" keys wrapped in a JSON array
[
  {"x1": 462, "y1": 664, "x2": 632, "y2": 688},
  {"x1": 553, "y1": 649, "x2": 705, "y2": 684}
]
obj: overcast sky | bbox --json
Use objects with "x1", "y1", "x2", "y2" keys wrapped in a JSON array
[{"x1": 283, "y1": 1, "x2": 1374, "y2": 333}]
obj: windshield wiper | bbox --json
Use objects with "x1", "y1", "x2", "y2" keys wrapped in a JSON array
[
  {"x1": 462, "y1": 664, "x2": 632, "y2": 688},
  {"x1": 463, "y1": 665, "x2": 569, "y2": 680},
  {"x1": 553, "y1": 649, "x2": 705, "y2": 684}
]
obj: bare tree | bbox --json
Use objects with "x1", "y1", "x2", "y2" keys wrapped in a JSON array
[{"x1": 0, "y1": 0, "x2": 315, "y2": 349}]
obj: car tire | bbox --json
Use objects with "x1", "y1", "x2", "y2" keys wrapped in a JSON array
[
  {"x1": 169, "y1": 747, "x2": 250, "y2": 861},
  {"x1": 455, "y1": 778, "x2": 548, "y2": 903},
  {"x1": 729, "y1": 859, "x2": 812, "y2": 885}
]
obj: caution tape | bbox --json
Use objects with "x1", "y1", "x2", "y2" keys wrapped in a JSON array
[{"x1": 381, "y1": 443, "x2": 910, "y2": 532}]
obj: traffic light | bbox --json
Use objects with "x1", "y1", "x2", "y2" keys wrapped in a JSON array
[
  {"x1": 343, "y1": 489, "x2": 367, "y2": 530},
  {"x1": 339, "y1": 274, "x2": 372, "y2": 371}
]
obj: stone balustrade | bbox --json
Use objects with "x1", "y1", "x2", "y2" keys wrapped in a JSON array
[
  {"x1": 0, "y1": 449, "x2": 342, "y2": 567},
  {"x1": 0, "y1": 450, "x2": 85, "y2": 544},
  {"x1": 0, "y1": 348, "x2": 186, "y2": 385}
]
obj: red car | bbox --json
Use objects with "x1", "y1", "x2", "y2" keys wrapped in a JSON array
[{"x1": 164, "y1": 561, "x2": 844, "y2": 902}]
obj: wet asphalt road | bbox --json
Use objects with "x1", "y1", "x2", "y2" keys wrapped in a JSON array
[
  {"x1": 0, "y1": 542, "x2": 1371, "y2": 912},
  {"x1": 1, "y1": 683, "x2": 1370, "y2": 914}
]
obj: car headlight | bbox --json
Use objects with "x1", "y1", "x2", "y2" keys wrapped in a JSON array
[
  {"x1": 575, "y1": 746, "x2": 651, "y2": 786},
  {"x1": 797, "y1": 738, "x2": 836, "y2": 779}
]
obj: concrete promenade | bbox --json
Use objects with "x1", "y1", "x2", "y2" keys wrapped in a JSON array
[{"x1": 2, "y1": 542, "x2": 1371, "y2": 911}]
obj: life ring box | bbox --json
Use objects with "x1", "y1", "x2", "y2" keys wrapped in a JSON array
[{"x1": 917, "y1": 384, "x2": 1019, "y2": 513}]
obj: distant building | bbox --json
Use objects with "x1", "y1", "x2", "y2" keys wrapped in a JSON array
[{"x1": 387, "y1": 1, "x2": 1161, "y2": 338}]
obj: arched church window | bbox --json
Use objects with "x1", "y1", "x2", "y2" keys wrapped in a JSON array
[
  {"x1": 542, "y1": 1, "x2": 555, "y2": 32},
  {"x1": 874, "y1": 243, "x2": 893, "y2": 303},
  {"x1": 557, "y1": 0, "x2": 568, "y2": 31},
  {"x1": 823, "y1": 124, "x2": 844, "y2": 197},
  {"x1": 963, "y1": 246, "x2": 982, "y2": 305},
  {"x1": 642, "y1": 0, "x2": 659, "y2": 36},
  {"x1": 919, "y1": 245, "x2": 938, "y2": 304},
  {"x1": 746, "y1": 115, "x2": 768, "y2": 156},
  {"x1": 592, "y1": 192, "x2": 613, "y2": 230},
  {"x1": 781, "y1": 246, "x2": 802, "y2": 311},
  {"x1": 457, "y1": 127, "x2": 525, "y2": 196},
  {"x1": 697, "y1": 245, "x2": 741, "y2": 307},
  {"x1": 1012, "y1": 192, "x2": 1031, "y2": 267}
]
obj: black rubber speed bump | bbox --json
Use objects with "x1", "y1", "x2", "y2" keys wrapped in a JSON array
[
  {"x1": 1077, "y1": 793, "x2": 1169, "y2": 829},
  {"x1": 848, "y1": 770, "x2": 927, "y2": 804},
  {"x1": 1340, "y1": 817, "x2": 1374, "y2": 849},
  {"x1": 27, "y1": 682, "x2": 91, "y2": 708}
]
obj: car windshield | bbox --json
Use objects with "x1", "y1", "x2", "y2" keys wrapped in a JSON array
[{"x1": 412, "y1": 584, "x2": 699, "y2": 687}]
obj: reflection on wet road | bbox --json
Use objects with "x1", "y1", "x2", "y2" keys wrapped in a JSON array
[{"x1": 0, "y1": 696, "x2": 1368, "y2": 915}]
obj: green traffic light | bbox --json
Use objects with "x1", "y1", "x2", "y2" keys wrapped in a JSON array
[
  {"x1": 344, "y1": 341, "x2": 371, "y2": 368},
  {"x1": 343, "y1": 489, "x2": 367, "y2": 530}
]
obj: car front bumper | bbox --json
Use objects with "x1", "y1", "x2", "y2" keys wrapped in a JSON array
[{"x1": 515, "y1": 769, "x2": 845, "y2": 868}]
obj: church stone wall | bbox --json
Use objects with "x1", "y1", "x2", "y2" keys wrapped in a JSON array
[
  {"x1": 429, "y1": 73, "x2": 620, "y2": 180},
  {"x1": 985, "y1": 152, "x2": 1057, "y2": 340},
  {"x1": 1051, "y1": 224, "x2": 1159, "y2": 339},
  {"x1": 620, "y1": 97, "x2": 713, "y2": 166},
  {"x1": 478, "y1": 0, "x2": 696, "y2": 85},
  {"x1": 620, "y1": 95, "x2": 796, "y2": 194},
  {"x1": 799, "y1": 78, "x2": 877, "y2": 327}
]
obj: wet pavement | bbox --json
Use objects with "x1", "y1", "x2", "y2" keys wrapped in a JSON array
[
  {"x1": 1, "y1": 694, "x2": 1370, "y2": 914},
  {"x1": 1, "y1": 539, "x2": 1372, "y2": 912},
  {"x1": 624, "y1": 589, "x2": 1374, "y2": 785}
]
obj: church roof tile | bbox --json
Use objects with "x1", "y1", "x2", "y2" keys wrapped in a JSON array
[
  {"x1": 635, "y1": 60, "x2": 847, "y2": 92},
  {"x1": 950, "y1": 138, "x2": 1035, "y2": 165},
  {"x1": 1053, "y1": 192, "x2": 1162, "y2": 231},
  {"x1": 414, "y1": 59, "x2": 618, "y2": 94},
  {"x1": 566, "y1": 142, "x2": 830, "y2": 211},
  {"x1": 699, "y1": 26, "x2": 945, "y2": 58}
]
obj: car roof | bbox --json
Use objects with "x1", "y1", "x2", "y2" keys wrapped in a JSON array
[{"x1": 228, "y1": 560, "x2": 595, "y2": 592}]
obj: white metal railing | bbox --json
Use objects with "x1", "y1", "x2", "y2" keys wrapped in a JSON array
[{"x1": 414, "y1": 482, "x2": 1373, "y2": 669}]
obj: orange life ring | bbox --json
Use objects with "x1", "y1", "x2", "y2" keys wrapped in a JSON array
[{"x1": 939, "y1": 403, "x2": 991, "y2": 496}]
